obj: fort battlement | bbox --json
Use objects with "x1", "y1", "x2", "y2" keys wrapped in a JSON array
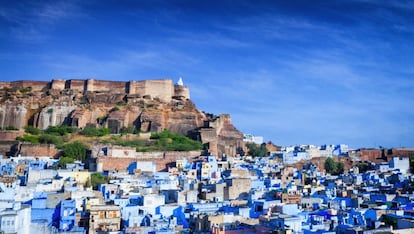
[{"x1": 1, "y1": 78, "x2": 190, "y2": 102}]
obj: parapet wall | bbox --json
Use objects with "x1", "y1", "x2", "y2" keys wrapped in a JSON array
[
  {"x1": 0, "y1": 81, "x2": 48, "y2": 91},
  {"x1": 86, "y1": 79, "x2": 127, "y2": 93},
  {"x1": 7, "y1": 78, "x2": 190, "y2": 102}
]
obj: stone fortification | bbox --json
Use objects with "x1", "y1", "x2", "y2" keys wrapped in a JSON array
[
  {"x1": 0, "y1": 78, "x2": 244, "y2": 157},
  {"x1": 1, "y1": 78, "x2": 190, "y2": 102},
  {"x1": 50, "y1": 78, "x2": 189, "y2": 102},
  {"x1": 194, "y1": 114, "x2": 244, "y2": 157},
  {"x1": 0, "y1": 78, "x2": 190, "y2": 130}
]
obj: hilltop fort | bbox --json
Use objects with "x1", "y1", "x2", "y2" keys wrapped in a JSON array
[{"x1": 0, "y1": 78, "x2": 243, "y2": 157}]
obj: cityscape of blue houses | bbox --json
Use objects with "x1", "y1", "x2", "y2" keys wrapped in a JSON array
[{"x1": 1, "y1": 136, "x2": 414, "y2": 234}]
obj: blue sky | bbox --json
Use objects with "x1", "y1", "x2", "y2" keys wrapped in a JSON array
[{"x1": 1, "y1": 0, "x2": 413, "y2": 148}]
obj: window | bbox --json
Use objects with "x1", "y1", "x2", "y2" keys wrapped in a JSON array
[
  {"x1": 107, "y1": 211, "x2": 117, "y2": 218},
  {"x1": 255, "y1": 205, "x2": 263, "y2": 212}
]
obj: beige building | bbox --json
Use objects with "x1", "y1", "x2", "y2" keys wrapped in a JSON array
[
  {"x1": 224, "y1": 178, "x2": 251, "y2": 200},
  {"x1": 89, "y1": 205, "x2": 121, "y2": 234}
]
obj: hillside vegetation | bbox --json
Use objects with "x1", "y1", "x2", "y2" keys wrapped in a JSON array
[{"x1": 17, "y1": 125, "x2": 203, "y2": 152}]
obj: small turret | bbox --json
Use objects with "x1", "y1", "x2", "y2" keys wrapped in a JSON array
[
  {"x1": 174, "y1": 77, "x2": 190, "y2": 100},
  {"x1": 177, "y1": 77, "x2": 184, "y2": 86}
]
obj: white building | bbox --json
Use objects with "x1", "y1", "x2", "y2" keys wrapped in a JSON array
[
  {"x1": 0, "y1": 203, "x2": 31, "y2": 234},
  {"x1": 283, "y1": 151, "x2": 310, "y2": 165},
  {"x1": 390, "y1": 157, "x2": 410, "y2": 174},
  {"x1": 243, "y1": 134, "x2": 264, "y2": 145}
]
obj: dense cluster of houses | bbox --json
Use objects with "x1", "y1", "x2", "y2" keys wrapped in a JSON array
[{"x1": 1, "y1": 144, "x2": 414, "y2": 234}]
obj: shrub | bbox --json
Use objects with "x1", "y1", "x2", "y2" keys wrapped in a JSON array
[
  {"x1": 4, "y1": 126, "x2": 18, "y2": 130},
  {"x1": 38, "y1": 134, "x2": 63, "y2": 147},
  {"x1": 45, "y1": 125, "x2": 77, "y2": 136},
  {"x1": 55, "y1": 156, "x2": 75, "y2": 169},
  {"x1": 16, "y1": 134, "x2": 39, "y2": 144},
  {"x1": 90, "y1": 172, "x2": 109, "y2": 190},
  {"x1": 25, "y1": 126, "x2": 41, "y2": 135},
  {"x1": 81, "y1": 126, "x2": 110, "y2": 137},
  {"x1": 150, "y1": 130, "x2": 202, "y2": 151},
  {"x1": 62, "y1": 141, "x2": 88, "y2": 162},
  {"x1": 19, "y1": 87, "x2": 32, "y2": 93}
]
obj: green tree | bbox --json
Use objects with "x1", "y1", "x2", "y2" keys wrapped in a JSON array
[
  {"x1": 56, "y1": 156, "x2": 75, "y2": 169},
  {"x1": 325, "y1": 157, "x2": 337, "y2": 174},
  {"x1": 336, "y1": 162, "x2": 344, "y2": 175},
  {"x1": 90, "y1": 172, "x2": 109, "y2": 190},
  {"x1": 325, "y1": 158, "x2": 345, "y2": 175},
  {"x1": 62, "y1": 141, "x2": 88, "y2": 161},
  {"x1": 246, "y1": 143, "x2": 268, "y2": 157}
]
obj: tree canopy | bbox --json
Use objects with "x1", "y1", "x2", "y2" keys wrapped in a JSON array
[
  {"x1": 62, "y1": 141, "x2": 88, "y2": 161},
  {"x1": 90, "y1": 172, "x2": 109, "y2": 190},
  {"x1": 246, "y1": 143, "x2": 268, "y2": 157},
  {"x1": 324, "y1": 157, "x2": 345, "y2": 175}
]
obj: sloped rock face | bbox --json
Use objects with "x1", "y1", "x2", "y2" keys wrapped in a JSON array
[
  {"x1": 196, "y1": 114, "x2": 245, "y2": 157},
  {"x1": 0, "y1": 79, "x2": 244, "y2": 156},
  {"x1": 0, "y1": 80, "x2": 208, "y2": 133}
]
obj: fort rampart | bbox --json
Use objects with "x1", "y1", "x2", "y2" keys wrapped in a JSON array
[{"x1": 0, "y1": 78, "x2": 190, "y2": 102}]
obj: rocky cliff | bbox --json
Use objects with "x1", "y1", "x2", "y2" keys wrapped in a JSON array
[{"x1": 0, "y1": 79, "x2": 244, "y2": 157}]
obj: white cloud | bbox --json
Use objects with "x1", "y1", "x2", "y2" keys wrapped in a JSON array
[{"x1": 1, "y1": 1, "x2": 85, "y2": 42}]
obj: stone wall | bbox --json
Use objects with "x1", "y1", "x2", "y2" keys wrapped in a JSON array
[
  {"x1": 51, "y1": 79, "x2": 66, "y2": 90},
  {"x1": 19, "y1": 144, "x2": 59, "y2": 158},
  {"x1": 5, "y1": 81, "x2": 49, "y2": 92},
  {"x1": 358, "y1": 149, "x2": 382, "y2": 161},
  {"x1": 96, "y1": 150, "x2": 200, "y2": 172},
  {"x1": 0, "y1": 130, "x2": 23, "y2": 141},
  {"x1": 68, "y1": 80, "x2": 86, "y2": 93},
  {"x1": 3, "y1": 78, "x2": 187, "y2": 103},
  {"x1": 86, "y1": 79, "x2": 127, "y2": 93},
  {"x1": 143, "y1": 79, "x2": 174, "y2": 103}
]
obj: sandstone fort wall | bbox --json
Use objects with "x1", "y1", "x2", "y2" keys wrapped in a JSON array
[
  {"x1": 19, "y1": 143, "x2": 59, "y2": 158},
  {"x1": 68, "y1": 80, "x2": 85, "y2": 92},
  {"x1": 0, "y1": 130, "x2": 23, "y2": 141},
  {"x1": 0, "y1": 81, "x2": 48, "y2": 91},
  {"x1": 143, "y1": 79, "x2": 174, "y2": 102},
  {"x1": 51, "y1": 79, "x2": 66, "y2": 90},
  {"x1": 4, "y1": 78, "x2": 189, "y2": 101},
  {"x1": 86, "y1": 79, "x2": 127, "y2": 93}
]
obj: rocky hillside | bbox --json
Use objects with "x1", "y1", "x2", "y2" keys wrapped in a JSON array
[{"x1": 0, "y1": 79, "x2": 244, "y2": 157}]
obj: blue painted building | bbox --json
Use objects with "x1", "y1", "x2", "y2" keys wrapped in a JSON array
[{"x1": 59, "y1": 199, "x2": 77, "y2": 231}]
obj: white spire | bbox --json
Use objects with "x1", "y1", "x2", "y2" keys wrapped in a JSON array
[{"x1": 177, "y1": 77, "x2": 184, "y2": 86}]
